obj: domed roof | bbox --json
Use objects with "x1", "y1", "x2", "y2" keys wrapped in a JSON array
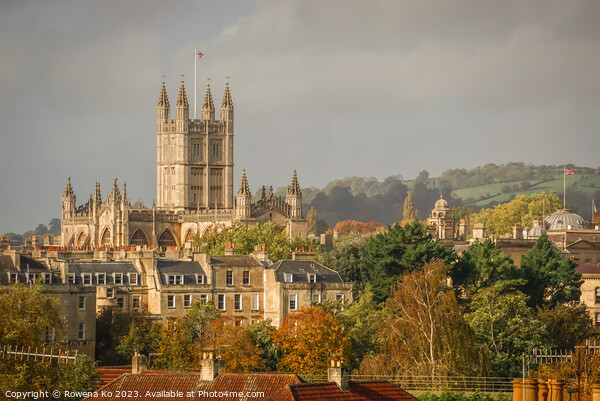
[
  {"x1": 434, "y1": 196, "x2": 450, "y2": 210},
  {"x1": 545, "y1": 209, "x2": 591, "y2": 230},
  {"x1": 528, "y1": 220, "x2": 546, "y2": 237}
]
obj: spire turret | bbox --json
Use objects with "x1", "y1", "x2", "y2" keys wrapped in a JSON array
[
  {"x1": 236, "y1": 169, "x2": 252, "y2": 219},
  {"x1": 220, "y1": 81, "x2": 234, "y2": 124},
  {"x1": 157, "y1": 81, "x2": 170, "y2": 123},
  {"x1": 237, "y1": 169, "x2": 250, "y2": 195},
  {"x1": 63, "y1": 176, "x2": 74, "y2": 197},
  {"x1": 287, "y1": 170, "x2": 301, "y2": 196},
  {"x1": 285, "y1": 170, "x2": 303, "y2": 219},
  {"x1": 202, "y1": 83, "x2": 215, "y2": 121},
  {"x1": 176, "y1": 80, "x2": 189, "y2": 107},
  {"x1": 109, "y1": 178, "x2": 121, "y2": 203},
  {"x1": 221, "y1": 82, "x2": 233, "y2": 109}
]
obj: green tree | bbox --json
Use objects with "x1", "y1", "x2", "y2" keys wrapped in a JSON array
[
  {"x1": 96, "y1": 308, "x2": 147, "y2": 365},
  {"x1": 316, "y1": 232, "x2": 368, "y2": 297},
  {"x1": 537, "y1": 304, "x2": 591, "y2": 349},
  {"x1": 117, "y1": 316, "x2": 161, "y2": 361},
  {"x1": 464, "y1": 287, "x2": 546, "y2": 377},
  {"x1": 0, "y1": 283, "x2": 62, "y2": 346},
  {"x1": 181, "y1": 301, "x2": 222, "y2": 343},
  {"x1": 402, "y1": 190, "x2": 418, "y2": 223},
  {"x1": 361, "y1": 221, "x2": 456, "y2": 302},
  {"x1": 246, "y1": 320, "x2": 280, "y2": 371},
  {"x1": 472, "y1": 192, "x2": 562, "y2": 236},
  {"x1": 451, "y1": 239, "x2": 525, "y2": 296},
  {"x1": 519, "y1": 235, "x2": 582, "y2": 308},
  {"x1": 154, "y1": 319, "x2": 194, "y2": 371}
]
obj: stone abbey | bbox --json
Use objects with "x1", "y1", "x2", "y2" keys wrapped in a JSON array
[{"x1": 60, "y1": 80, "x2": 308, "y2": 249}]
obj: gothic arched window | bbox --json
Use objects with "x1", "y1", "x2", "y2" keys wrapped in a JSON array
[{"x1": 159, "y1": 230, "x2": 177, "y2": 248}]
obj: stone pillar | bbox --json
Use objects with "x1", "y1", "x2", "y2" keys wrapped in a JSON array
[
  {"x1": 591, "y1": 384, "x2": 600, "y2": 401},
  {"x1": 538, "y1": 380, "x2": 549, "y2": 401},
  {"x1": 548, "y1": 380, "x2": 565, "y2": 401},
  {"x1": 525, "y1": 379, "x2": 539, "y2": 401},
  {"x1": 200, "y1": 352, "x2": 219, "y2": 382},
  {"x1": 327, "y1": 359, "x2": 348, "y2": 392}
]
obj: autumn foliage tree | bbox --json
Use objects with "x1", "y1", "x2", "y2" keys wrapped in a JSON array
[
  {"x1": 361, "y1": 261, "x2": 487, "y2": 378},
  {"x1": 273, "y1": 306, "x2": 350, "y2": 375},
  {"x1": 333, "y1": 220, "x2": 384, "y2": 236}
]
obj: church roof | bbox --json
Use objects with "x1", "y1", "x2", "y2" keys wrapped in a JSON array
[{"x1": 433, "y1": 195, "x2": 450, "y2": 210}]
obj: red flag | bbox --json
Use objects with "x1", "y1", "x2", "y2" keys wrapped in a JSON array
[
  {"x1": 196, "y1": 52, "x2": 204, "y2": 58},
  {"x1": 564, "y1": 168, "x2": 574, "y2": 175}
]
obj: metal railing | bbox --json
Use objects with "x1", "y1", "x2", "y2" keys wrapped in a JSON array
[{"x1": 1, "y1": 345, "x2": 78, "y2": 364}]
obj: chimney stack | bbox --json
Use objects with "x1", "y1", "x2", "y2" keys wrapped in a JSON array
[
  {"x1": 328, "y1": 358, "x2": 348, "y2": 391},
  {"x1": 201, "y1": 352, "x2": 221, "y2": 381},
  {"x1": 132, "y1": 352, "x2": 148, "y2": 374}
]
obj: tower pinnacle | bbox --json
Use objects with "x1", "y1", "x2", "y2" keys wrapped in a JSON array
[
  {"x1": 237, "y1": 169, "x2": 250, "y2": 195},
  {"x1": 202, "y1": 82, "x2": 215, "y2": 120},
  {"x1": 157, "y1": 81, "x2": 170, "y2": 108},
  {"x1": 176, "y1": 80, "x2": 189, "y2": 107}
]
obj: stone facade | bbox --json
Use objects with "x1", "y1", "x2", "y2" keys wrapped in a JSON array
[{"x1": 60, "y1": 81, "x2": 308, "y2": 249}]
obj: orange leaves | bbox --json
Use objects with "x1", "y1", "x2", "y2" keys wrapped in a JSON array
[
  {"x1": 333, "y1": 220, "x2": 384, "y2": 236},
  {"x1": 273, "y1": 306, "x2": 350, "y2": 375}
]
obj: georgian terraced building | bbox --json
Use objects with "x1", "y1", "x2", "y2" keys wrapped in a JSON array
[{"x1": 59, "y1": 80, "x2": 308, "y2": 250}]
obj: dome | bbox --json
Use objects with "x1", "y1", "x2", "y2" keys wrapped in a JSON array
[
  {"x1": 434, "y1": 197, "x2": 450, "y2": 210},
  {"x1": 545, "y1": 209, "x2": 591, "y2": 230},
  {"x1": 528, "y1": 220, "x2": 546, "y2": 237}
]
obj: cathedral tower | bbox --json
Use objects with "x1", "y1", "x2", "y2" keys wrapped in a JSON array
[
  {"x1": 156, "y1": 80, "x2": 234, "y2": 212},
  {"x1": 236, "y1": 169, "x2": 252, "y2": 219},
  {"x1": 285, "y1": 170, "x2": 303, "y2": 219},
  {"x1": 61, "y1": 177, "x2": 76, "y2": 220}
]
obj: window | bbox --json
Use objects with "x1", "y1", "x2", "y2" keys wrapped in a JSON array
[
  {"x1": 68, "y1": 273, "x2": 75, "y2": 284},
  {"x1": 42, "y1": 272, "x2": 52, "y2": 284},
  {"x1": 596, "y1": 313, "x2": 600, "y2": 327},
  {"x1": 45, "y1": 328, "x2": 54, "y2": 344},
  {"x1": 251, "y1": 294, "x2": 259, "y2": 311},
  {"x1": 200, "y1": 294, "x2": 208, "y2": 304},
  {"x1": 312, "y1": 294, "x2": 321, "y2": 304},
  {"x1": 27, "y1": 273, "x2": 37, "y2": 283},
  {"x1": 167, "y1": 274, "x2": 183, "y2": 285},
  {"x1": 77, "y1": 323, "x2": 85, "y2": 340},
  {"x1": 308, "y1": 273, "x2": 316, "y2": 283},
  {"x1": 132, "y1": 296, "x2": 141, "y2": 309},
  {"x1": 78, "y1": 296, "x2": 86, "y2": 310},
  {"x1": 596, "y1": 288, "x2": 600, "y2": 304},
  {"x1": 336, "y1": 294, "x2": 345, "y2": 303},
  {"x1": 285, "y1": 273, "x2": 293, "y2": 283},
  {"x1": 226, "y1": 271, "x2": 233, "y2": 286},
  {"x1": 96, "y1": 273, "x2": 106, "y2": 285},
  {"x1": 128, "y1": 273, "x2": 138, "y2": 285},
  {"x1": 106, "y1": 288, "x2": 114, "y2": 298},
  {"x1": 82, "y1": 273, "x2": 92, "y2": 285},
  {"x1": 243, "y1": 271, "x2": 250, "y2": 285},
  {"x1": 234, "y1": 294, "x2": 242, "y2": 311},
  {"x1": 114, "y1": 273, "x2": 123, "y2": 285},
  {"x1": 217, "y1": 294, "x2": 225, "y2": 311},
  {"x1": 289, "y1": 294, "x2": 297, "y2": 311},
  {"x1": 184, "y1": 295, "x2": 192, "y2": 308},
  {"x1": 167, "y1": 295, "x2": 175, "y2": 309},
  {"x1": 117, "y1": 297, "x2": 124, "y2": 308},
  {"x1": 8, "y1": 272, "x2": 17, "y2": 283},
  {"x1": 196, "y1": 274, "x2": 206, "y2": 284}
]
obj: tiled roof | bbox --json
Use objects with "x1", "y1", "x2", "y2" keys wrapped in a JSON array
[
  {"x1": 289, "y1": 383, "x2": 354, "y2": 401},
  {"x1": 348, "y1": 382, "x2": 419, "y2": 401},
  {"x1": 576, "y1": 264, "x2": 600, "y2": 274},
  {"x1": 83, "y1": 372, "x2": 302, "y2": 401},
  {"x1": 69, "y1": 261, "x2": 137, "y2": 274},
  {"x1": 0, "y1": 255, "x2": 15, "y2": 271}
]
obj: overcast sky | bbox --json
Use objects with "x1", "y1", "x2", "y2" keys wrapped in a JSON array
[{"x1": 1, "y1": 0, "x2": 599, "y2": 233}]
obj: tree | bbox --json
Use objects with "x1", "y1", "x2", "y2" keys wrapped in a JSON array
[
  {"x1": 401, "y1": 190, "x2": 418, "y2": 223},
  {"x1": 48, "y1": 218, "x2": 61, "y2": 235},
  {"x1": 154, "y1": 319, "x2": 194, "y2": 371},
  {"x1": 464, "y1": 287, "x2": 546, "y2": 377},
  {"x1": 306, "y1": 206, "x2": 317, "y2": 234},
  {"x1": 117, "y1": 316, "x2": 161, "y2": 361},
  {"x1": 471, "y1": 192, "x2": 562, "y2": 236},
  {"x1": 96, "y1": 308, "x2": 148, "y2": 365},
  {"x1": 333, "y1": 220, "x2": 384, "y2": 236},
  {"x1": 362, "y1": 261, "x2": 486, "y2": 378},
  {"x1": 195, "y1": 318, "x2": 265, "y2": 372},
  {"x1": 317, "y1": 233, "x2": 368, "y2": 297},
  {"x1": 537, "y1": 304, "x2": 592, "y2": 349},
  {"x1": 450, "y1": 239, "x2": 525, "y2": 296},
  {"x1": 519, "y1": 235, "x2": 582, "y2": 308},
  {"x1": 0, "y1": 283, "x2": 62, "y2": 347},
  {"x1": 273, "y1": 306, "x2": 350, "y2": 375},
  {"x1": 193, "y1": 221, "x2": 317, "y2": 260},
  {"x1": 246, "y1": 320, "x2": 280, "y2": 371},
  {"x1": 181, "y1": 301, "x2": 222, "y2": 343},
  {"x1": 361, "y1": 221, "x2": 456, "y2": 303}
]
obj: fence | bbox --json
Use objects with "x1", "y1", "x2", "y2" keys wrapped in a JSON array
[
  {"x1": 0, "y1": 345, "x2": 78, "y2": 364},
  {"x1": 530, "y1": 339, "x2": 600, "y2": 365},
  {"x1": 302, "y1": 374, "x2": 515, "y2": 393}
]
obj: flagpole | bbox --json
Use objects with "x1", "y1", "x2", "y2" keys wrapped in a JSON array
[
  {"x1": 194, "y1": 48, "x2": 197, "y2": 120},
  {"x1": 563, "y1": 165, "x2": 566, "y2": 209}
]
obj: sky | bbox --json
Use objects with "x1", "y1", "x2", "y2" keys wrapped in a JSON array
[{"x1": 1, "y1": 0, "x2": 600, "y2": 233}]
